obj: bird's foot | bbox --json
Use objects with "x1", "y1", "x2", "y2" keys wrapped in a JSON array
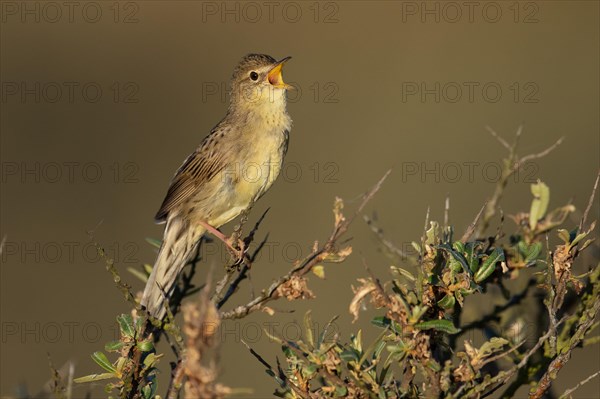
[
  {"x1": 225, "y1": 237, "x2": 248, "y2": 266},
  {"x1": 199, "y1": 220, "x2": 249, "y2": 265}
]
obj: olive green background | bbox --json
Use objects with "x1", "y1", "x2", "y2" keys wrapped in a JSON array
[{"x1": 1, "y1": 1, "x2": 599, "y2": 397}]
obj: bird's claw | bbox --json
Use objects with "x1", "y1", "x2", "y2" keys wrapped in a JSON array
[{"x1": 226, "y1": 237, "x2": 248, "y2": 266}]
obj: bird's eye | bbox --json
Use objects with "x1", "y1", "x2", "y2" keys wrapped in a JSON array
[{"x1": 249, "y1": 71, "x2": 259, "y2": 81}]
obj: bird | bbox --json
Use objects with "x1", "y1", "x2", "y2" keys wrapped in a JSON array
[{"x1": 141, "y1": 54, "x2": 293, "y2": 320}]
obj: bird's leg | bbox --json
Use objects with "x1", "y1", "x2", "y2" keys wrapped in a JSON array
[{"x1": 198, "y1": 220, "x2": 247, "y2": 263}]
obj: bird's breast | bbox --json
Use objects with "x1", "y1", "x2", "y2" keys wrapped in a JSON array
[
  {"x1": 206, "y1": 121, "x2": 289, "y2": 228},
  {"x1": 237, "y1": 125, "x2": 288, "y2": 200}
]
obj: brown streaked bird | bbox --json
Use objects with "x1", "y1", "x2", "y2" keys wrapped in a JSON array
[{"x1": 141, "y1": 54, "x2": 293, "y2": 319}]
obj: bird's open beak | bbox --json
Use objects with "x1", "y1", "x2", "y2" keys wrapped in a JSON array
[{"x1": 268, "y1": 56, "x2": 292, "y2": 89}]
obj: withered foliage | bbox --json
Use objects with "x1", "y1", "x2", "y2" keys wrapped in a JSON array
[{"x1": 65, "y1": 130, "x2": 598, "y2": 399}]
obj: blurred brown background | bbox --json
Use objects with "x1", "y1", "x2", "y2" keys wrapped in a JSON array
[{"x1": 1, "y1": 1, "x2": 599, "y2": 397}]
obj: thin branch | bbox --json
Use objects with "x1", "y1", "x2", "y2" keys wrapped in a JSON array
[
  {"x1": 444, "y1": 195, "x2": 451, "y2": 232},
  {"x1": 0, "y1": 235, "x2": 6, "y2": 256},
  {"x1": 212, "y1": 209, "x2": 270, "y2": 307},
  {"x1": 529, "y1": 296, "x2": 600, "y2": 398},
  {"x1": 559, "y1": 369, "x2": 600, "y2": 399},
  {"x1": 460, "y1": 201, "x2": 488, "y2": 243},
  {"x1": 240, "y1": 340, "x2": 309, "y2": 399},
  {"x1": 486, "y1": 125, "x2": 511, "y2": 150},
  {"x1": 476, "y1": 127, "x2": 563, "y2": 237},
  {"x1": 579, "y1": 170, "x2": 600, "y2": 232},
  {"x1": 517, "y1": 136, "x2": 564, "y2": 166},
  {"x1": 219, "y1": 170, "x2": 391, "y2": 320},
  {"x1": 476, "y1": 315, "x2": 569, "y2": 399},
  {"x1": 363, "y1": 214, "x2": 415, "y2": 263},
  {"x1": 480, "y1": 339, "x2": 527, "y2": 367}
]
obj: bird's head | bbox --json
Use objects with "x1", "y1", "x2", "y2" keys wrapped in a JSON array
[{"x1": 229, "y1": 54, "x2": 292, "y2": 111}]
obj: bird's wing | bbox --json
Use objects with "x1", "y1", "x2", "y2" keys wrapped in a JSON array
[{"x1": 154, "y1": 130, "x2": 229, "y2": 222}]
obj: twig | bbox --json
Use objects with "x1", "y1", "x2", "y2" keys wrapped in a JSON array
[
  {"x1": 213, "y1": 210, "x2": 270, "y2": 308},
  {"x1": 476, "y1": 315, "x2": 568, "y2": 399},
  {"x1": 0, "y1": 235, "x2": 6, "y2": 256},
  {"x1": 475, "y1": 127, "x2": 563, "y2": 237},
  {"x1": 460, "y1": 201, "x2": 488, "y2": 243},
  {"x1": 517, "y1": 136, "x2": 564, "y2": 166},
  {"x1": 579, "y1": 170, "x2": 600, "y2": 232},
  {"x1": 559, "y1": 369, "x2": 600, "y2": 399},
  {"x1": 219, "y1": 170, "x2": 391, "y2": 320},
  {"x1": 240, "y1": 340, "x2": 309, "y2": 399},
  {"x1": 486, "y1": 125, "x2": 512, "y2": 150},
  {"x1": 444, "y1": 195, "x2": 450, "y2": 233},
  {"x1": 363, "y1": 214, "x2": 415, "y2": 263},
  {"x1": 480, "y1": 339, "x2": 526, "y2": 367},
  {"x1": 529, "y1": 296, "x2": 600, "y2": 398}
]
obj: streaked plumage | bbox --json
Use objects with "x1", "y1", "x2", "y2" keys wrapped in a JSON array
[{"x1": 141, "y1": 54, "x2": 292, "y2": 319}]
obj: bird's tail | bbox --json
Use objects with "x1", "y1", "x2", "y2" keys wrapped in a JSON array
[{"x1": 141, "y1": 217, "x2": 205, "y2": 320}]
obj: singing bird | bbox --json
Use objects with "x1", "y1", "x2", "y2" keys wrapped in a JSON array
[{"x1": 141, "y1": 54, "x2": 293, "y2": 319}]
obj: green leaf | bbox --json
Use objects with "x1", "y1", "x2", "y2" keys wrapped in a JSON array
[
  {"x1": 390, "y1": 265, "x2": 415, "y2": 281},
  {"x1": 437, "y1": 294, "x2": 456, "y2": 309},
  {"x1": 317, "y1": 315, "x2": 339, "y2": 348},
  {"x1": 104, "y1": 340, "x2": 125, "y2": 352},
  {"x1": 452, "y1": 241, "x2": 466, "y2": 253},
  {"x1": 281, "y1": 345, "x2": 294, "y2": 359},
  {"x1": 302, "y1": 364, "x2": 317, "y2": 377},
  {"x1": 465, "y1": 241, "x2": 482, "y2": 273},
  {"x1": 557, "y1": 229, "x2": 571, "y2": 244},
  {"x1": 137, "y1": 340, "x2": 154, "y2": 352},
  {"x1": 340, "y1": 349, "x2": 360, "y2": 362},
  {"x1": 520, "y1": 241, "x2": 542, "y2": 264},
  {"x1": 411, "y1": 241, "x2": 421, "y2": 253},
  {"x1": 91, "y1": 351, "x2": 116, "y2": 373},
  {"x1": 371, "y1": 316, "x2": 390, "y2": 328},
  {"x1": 74, "y1": 373, "x2": 115, "y2": 383},
  {"x1": 373, "y1": 340, "x2": 386, "y2": 360},
  {"x1": 438, "y1": 244, "x2": 472, "y2": 276},
  {"x1": 386, "y1": 341, "x2": 408, "y2": 354},
  {"x1": 415, "y1": 319, "x2": 460, "y2": 335},
  {"x1": 371, "y1": 316, "x2": 402, "y2": 333},
  {"x1": 579, "y1": 238, "x2": 595, "y2": 251},
  {"x1": 529, "y1": 181, "x2": 550, "y2": 230},
  {"x1": 128, "y1": 267, "x2": 149, "y2": 283},
  {"x1": 141, "y1": 384, "x2": 155, "y2": 399},
  {"x1": 117, "y1": 314, "x2": 135, "y2": 338},
  {"x1": 479, "y1": 337, "x2": 509, "y2": 357},
  {"x1": 145, "y1": 237, "x2": 162, "y2": 249},
  {"x1": 351, "y1": 330, "x2": 363, "y2": 352},
  {"x1": 475, "y1": 248, "x2": 505, "y2": 283},
  {"x1": 570, "y1": 231, "x2": 589, "y2": 247},
  {"x1": 425, "y1": 221, "x2": 439, "y2": 245},
  {"x1": 448, "y1": 257, "x2": 463, "y2": 273},
  {"x1": 143, "y1": 263, "x2": 154, "y2": 275},
  {"x1": 312, "y1": 265, "x2": 325, "y2": 279},
  {"x1": 426, "y1": 360, "x2": 441, "y2": 371},
  {"x1": 304, "y1": 311, "x2": 314, "y2": 347},
  {"x1": 143, "y1": 353, "x2": 158, "y2": 369}
]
